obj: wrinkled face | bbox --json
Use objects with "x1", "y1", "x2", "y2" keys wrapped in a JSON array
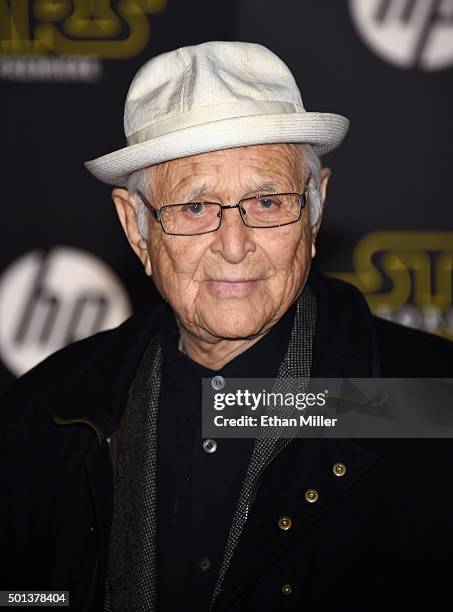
[{"x1": 144, "y1": 144, "x2": 319, "y2": 341}]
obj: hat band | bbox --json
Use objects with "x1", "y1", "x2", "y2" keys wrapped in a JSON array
[{"x1": 126, "y1": 100, "x2": 304, "y2": 145}]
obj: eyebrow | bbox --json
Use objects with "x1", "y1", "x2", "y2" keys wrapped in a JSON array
[
  {"x1": 184, "y1": 185, "x2": 208, "y2": 201},
  {"x1": 251, "y1": 180, "x2": 282, "y2": 193},
  {"x1": 180, "y1": 179, "x2": 284, "y2": 202}
]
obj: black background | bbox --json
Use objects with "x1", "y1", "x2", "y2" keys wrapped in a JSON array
[{"x1": 1, "y1": 0, "x2": 452, "y2": 392}]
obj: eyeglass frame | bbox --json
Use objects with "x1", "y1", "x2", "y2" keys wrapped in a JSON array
[{"x1": 136, "y1": 175, "x2": 311, "y2": 236}]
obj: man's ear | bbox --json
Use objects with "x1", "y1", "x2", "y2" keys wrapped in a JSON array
[
  {"x1": 311, "y1": 166, "x2": 331, "y2": 259},
  {"x1": 310, "y1": 220, "x2": 321, "y2": 258},
  {"x1": 112, "y1": 188, "x2": 152, "y2": 276},
  {"x1": 319, "y1": 166, "x2": 332, "y2": 207}
]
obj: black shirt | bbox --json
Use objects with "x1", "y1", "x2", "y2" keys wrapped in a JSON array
[{"x1": 157, "y1": 302, "x2": 297, "y2": 611}]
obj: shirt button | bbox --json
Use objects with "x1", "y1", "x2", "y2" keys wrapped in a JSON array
[
  {"x1": 211, "y1": 375, "x2": 225, "y2": 390},
  {"x1": 202, "y1": 438, "x2": 217, "y2": 453},
  {"x1": 198, "y1": 557, "x2": 211, "y2": 572},
  {"x1": 282, "y1": 583, "x2": 292, "y2": 595}
]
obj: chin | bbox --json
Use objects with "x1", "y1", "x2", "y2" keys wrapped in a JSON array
[{"x1": 199, "y1": 300, "x2": 270, "y2": 340}]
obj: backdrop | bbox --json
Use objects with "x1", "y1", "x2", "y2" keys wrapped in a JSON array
[{"x1": 1, "y1": 0, "x2": 452, "y2": 393}]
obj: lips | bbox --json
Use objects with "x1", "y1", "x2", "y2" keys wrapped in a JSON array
[
  {"x1": 209, "y1": 279, "x2": 257, "y2": 283},
  {"x1": 205, "y1": 278, "x2": 260, "y2": 295}
]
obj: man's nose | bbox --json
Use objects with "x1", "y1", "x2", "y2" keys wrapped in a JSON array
[{"x1": 209, "y1": 205, "x2": 256, "y2": 264}]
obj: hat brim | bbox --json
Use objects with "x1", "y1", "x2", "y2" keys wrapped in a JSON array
[{"x1": 84, "y1": 112, "x2": 349, "y2": 187}]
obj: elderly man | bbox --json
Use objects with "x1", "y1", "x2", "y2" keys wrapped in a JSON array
[{"x1": 2, "y1": 42, "x2": 453, "y2": 612}]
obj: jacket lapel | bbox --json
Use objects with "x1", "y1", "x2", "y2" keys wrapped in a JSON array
[
  {"x1": 51, "y1": 303, "x2": 164, "y2": 610},
  {"x1": 209, "y1": 285, "x2": 317, "y2": 609}
]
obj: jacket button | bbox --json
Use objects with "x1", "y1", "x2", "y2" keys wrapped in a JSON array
[
  {"x1": 282, "y1": 584, "x2": 292, "y2": 595},
  {"x1": 278, "y1": 516, "x2": 292, "y2": 530},
  {"x1": 332, "y1": 462, "x2": 347, "y2": 477},
  {"x1": 304, "y1": 488, "x2": 319, "y2": 503}
]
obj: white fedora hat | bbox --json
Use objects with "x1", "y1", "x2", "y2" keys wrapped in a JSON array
[{"x1": 85, "y1": 41, "x2": 350, "y2": 186}]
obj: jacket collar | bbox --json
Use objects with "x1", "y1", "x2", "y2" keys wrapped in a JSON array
[
  {"x1": 53, "y1": 267, "x2": 381, "y2": 439},
  {"x1": 308, "y1": 268, "x2": 380, "y2": 379}
]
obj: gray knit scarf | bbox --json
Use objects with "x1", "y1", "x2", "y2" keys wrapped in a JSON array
[{"x1": 105, "y1": 284, "x2": 316, "y2": 611}]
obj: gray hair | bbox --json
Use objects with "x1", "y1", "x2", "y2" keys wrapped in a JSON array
[
  {"x1": 127, "y1": 143, "x2": 323, "y2": 238},
  {"x1": 298, "y1": 143, "x2": 323, "y2": 227},
  {"x1": 127, "y1": 167, "x2": 150, "y2": 239}
]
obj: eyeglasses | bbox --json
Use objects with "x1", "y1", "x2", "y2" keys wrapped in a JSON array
[{"x1": 136, "y1": 178, "x2": 310, "y2": 236}]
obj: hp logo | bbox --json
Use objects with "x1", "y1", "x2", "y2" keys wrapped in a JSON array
[
  {"x1": 0, "y1": 247, "x2": 131, "y2": 376},
  {"x1": 350, "y1": 0, "x2": 453, "y2": 70}
]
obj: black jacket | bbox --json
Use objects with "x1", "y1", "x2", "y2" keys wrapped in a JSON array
[{"x1": 1, "y1": 270, "x2": 453, "y2": 612}]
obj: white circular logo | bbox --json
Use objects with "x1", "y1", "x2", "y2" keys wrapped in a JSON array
[
  {"x1": 349, "y1": 0, "x2": 453, "y2": 70},
  {"x1": 0, "y1": 247, "x2": 132, "y2": 376}
]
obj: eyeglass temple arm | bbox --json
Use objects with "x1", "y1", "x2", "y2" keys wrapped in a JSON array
[
  {"x1": 299, "y1": 174, "x2": 312, "y2": 208},
  {"x1": 137, "y1": 189, "x2": 162, "y2": 222}
]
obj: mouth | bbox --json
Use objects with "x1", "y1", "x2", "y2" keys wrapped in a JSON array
[{"x1": 204, "y1": 278, "x2": 262, "y2": 296}]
